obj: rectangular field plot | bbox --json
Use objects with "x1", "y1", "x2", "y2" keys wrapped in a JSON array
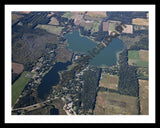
[
  {"x1": 12, "y1": 71, "x2": 33, "y2": 106},
  {"x1": 94, "y1": 91, "x2": 138, "y2": 115},
  {"x1": 128, "y1": 50, "x2": 148, "y2": 67},
  {"x1": 35, "y1": 24, "x2": 64, "y2": 35},
  {"x1": 139, "y1": 79, "x2": 149, "y2": 115},
  {"x1": 99, "y1": 73, "x2": 119, "y2": 90}
]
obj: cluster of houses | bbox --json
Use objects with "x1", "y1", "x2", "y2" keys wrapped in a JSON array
[
  {"x1": 28, "y1": 51, "x2": 55, "y2": 88},
  {"x1": 63, "y1": 102, "x2": 76, "y2": 115}
]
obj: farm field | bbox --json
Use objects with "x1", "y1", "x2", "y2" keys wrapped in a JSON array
[
  {"x1": 94, "y1": 91, "x2": 138, "y2": 115},
  {"x1": 139, "y1": 79, "x2": 148, "y2": 115},
  {"x1": 48, "y1": 17, "x2": 59, "y2": 25},
  {"x1": 102, "y1": 22, "x2": 109, "y2": 31},
  {"x1": 122, "y1": 24, "x2": 133, "y2": 34},
  {"x1": 80, "y1": 21, "x2": 101, "y2": 34},
  {"x1": 85, "y1": 11, "x2": 107, "y2": 17},
  {"x1": 139, "y1": 50, "x2": 148, "y2": 61},
  {"x1": 132, "y1": 18, "x2": 149, "y2": 26},
  {"x1": 99, "y1": 73, "x2": 119, "y2": 90},
  {"x1": 108, "y1": 20, "x2": 121, "y2": 35},
  {"x1": 12, "y1": 62, "x2": 24, "y2": 74},
  {"x1": 12, "y1": 71, "x2": 33, "y2": 106},
  {"x1": 35, "y1": 24, "x2": 64, "y2": 35},
  {"x1": 128, "y1": 50, "x2": 148, "y2": 67},
  {"x1": 84, "y1": 11, "x2": 107, "y2": 21}
]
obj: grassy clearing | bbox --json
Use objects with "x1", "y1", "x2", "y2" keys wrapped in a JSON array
[
  {"x1": 137, "y1": 67, "x2": 148, "y2": 80},
  {"x1": 108, "y1": 22, "x2": 116, "y2": 32},
  {"x1": 80, "y1": 21, "x2": 101, "y2": 34},
  {"x1": 12, "y1": 71, "x2": 33, "y2": 106},
  {"x1": 62, "y1": 12, "x2": 72, "y2": 19},
  {"x1": 91, "y1": 22, "x2": 101, "y2": 33},
  {"x1": 35, "y1": 24, "x2": 64, "y2": 35},
  {"x1": 128, "y1": 50, "x2": 139, "y2": 59},
  {"x1": 136, "y1": 61, "x2": 148, "y2": 67}
]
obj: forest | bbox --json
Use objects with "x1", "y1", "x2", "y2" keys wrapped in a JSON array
[
  {"x1": 80, "y1": 67, "x2": 101, "y2": 113},
  {"x1": 118, "y1": 49, "x2": 139, "y2": 97}
]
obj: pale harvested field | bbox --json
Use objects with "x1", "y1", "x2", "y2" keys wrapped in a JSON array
[
  {"x1": 139, "y1": 79, "x2": 149, "y2": 115},
  {"x1": 84, "y1": 11, "x2": 107, "y2": 21},
  {"x1": 18, "y1": 11, "x2": 31, "y2": 14},
  {"x1": 103, "y1": 22, "x2": 109, "y2": 31},
  {"x1": 12, "y1": 62, "x2": 24, "y2": 74},
  {"x1": 139, "y1": 50, "x2": 148, "y2": 61},
  {"x1": 48, "y1": 17, "x2": 59, "y2": 25},
  {"x1": 94, "y1": 91, "x2": 138, "y2": 115},
  {"x1": 47, "y1": 12, "x2": 54, "y2": 17},
  {"x1": 146, "y1": 13, "x2": 149, "y2": 19},
  {"x1": 122, "y1": 24, "x2": 133, "y2": 34},
  {"x1": 85, "y1": 11, "x2": 107, "y2": 17},
  {"x1": 12, "y1": 13, "x2": 24, "y2": 25},
  {"x1": 132, "y1": 18, "x2": 149, "y2": 26}
]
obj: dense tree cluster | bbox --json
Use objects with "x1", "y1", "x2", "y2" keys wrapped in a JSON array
[
  {"x1": 81, "y1": 67, "x2": 101, "y2": 112},
  {"x1": 118, "y1": 49, "x2": 139, "y2": 97}
]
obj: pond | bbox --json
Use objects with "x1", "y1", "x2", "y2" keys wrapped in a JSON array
[{"x1": 64, "y1": 31, "x2": 125, "y2": 66}]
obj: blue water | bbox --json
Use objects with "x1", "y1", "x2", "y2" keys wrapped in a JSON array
[
  {"x1": 64, "y1": 31, "x2": 125, "y2": 66},
  {"x1": 37, "y1": 61, "x2": 71, "y2": 100}
]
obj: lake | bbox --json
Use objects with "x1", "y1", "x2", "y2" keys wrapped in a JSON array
[
  {"x1": 37, "y1": 30, "x2": 124, "y2": 100},
  {"x1": 37, "y1": 61, "x2": 71, "y2": 100},
  {"x1": 64, "y1": 31, "x2": 125, "y2": 66}
]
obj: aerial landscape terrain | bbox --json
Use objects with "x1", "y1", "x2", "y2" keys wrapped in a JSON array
[{"x1": 11, "y1": 11, "x2": 149, "y2": 115}]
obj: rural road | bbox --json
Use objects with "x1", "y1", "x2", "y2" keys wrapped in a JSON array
[{"x1": 12, "y1": 100, "x2": 50, "y2": 111}]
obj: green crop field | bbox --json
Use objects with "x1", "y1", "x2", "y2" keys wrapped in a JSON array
[
  {"x1": 12, "y1": 71, "x2": 33, "y2": 106},
  {"x1": 128, "y1": 50, "x2": 139, "y2": 59},
  {"x1": 128, "y1": 50, "x2": 148, "y2": 67}
]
